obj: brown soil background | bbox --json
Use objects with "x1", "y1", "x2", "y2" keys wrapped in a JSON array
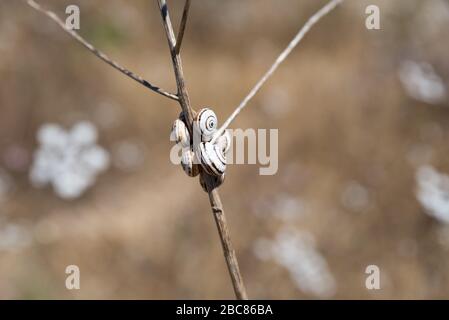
[{"x1": 0, "y1": 0, "x2": 449, "y2": 299}]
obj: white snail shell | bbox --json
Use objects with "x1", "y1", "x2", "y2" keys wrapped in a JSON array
[
  {"x1": 170, "y1": 107, "x2": 230, "y2": 180},
  {"x1": 170, "y1": 119, "x2": 190, "y2": 148},
  {"x1": 197, "y1": 141, "x2": 226, "y2": 176},
  {"x1": 181, "y1": 149, "x2": 200, "y2": 177},
  {"x1": 195, "y1": 108, "x2": 217, "y2": 143}
]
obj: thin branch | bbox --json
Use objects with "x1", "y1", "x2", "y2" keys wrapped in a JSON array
[
  {"x1": 175, "y1": 0, "x2": 191, "y2": 54},
  {"x1": 205, "y1": 180, "x2": 248, "y2": 300},
  {"x1": 157, "y1": 0, "x2": 195, "y2": 128},
  {"x1": 211, "y1": 0, "x2": 344, "y2": 143},
  {"x1": 157, "y1": 0, "x2": 248, "y2": 300},
  {"x1": 25, "y1": 0, "x2": 179, "y2": 101}
]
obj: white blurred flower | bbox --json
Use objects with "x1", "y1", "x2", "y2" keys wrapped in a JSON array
[
  {"x1": 254, "y1": 228, "x2": 336, "y2": 298},
  {"x1": 416, "y1": 165, "x2": 449, "y2": 224},
  {"x1": 30, "y1": 121, "x2": 110, "y2": 200},
  {"x1": 399, "y1": 60, "x2": 447, "y2": 105}
]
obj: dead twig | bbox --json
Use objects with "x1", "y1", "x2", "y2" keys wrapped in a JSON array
[
  {"x1": 157, "y1": 0, "x2": 248, "y2": 300},
  {"x1": 175, "y1": 0, "x2": 191, "y2": 54},
  {"x1": 25, "y1": 0, "x2": 178, "y2": 101},
  {"x1": 207, "y1": 185, "x2": 248, "y2": 299},
  {"x1": 157, "y1": 0, "x2": 195, "y2": 127}
]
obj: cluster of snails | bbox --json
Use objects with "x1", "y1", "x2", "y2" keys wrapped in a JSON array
[{"x1": 170, "y1": 108, "x2": 231, "y2": 191}]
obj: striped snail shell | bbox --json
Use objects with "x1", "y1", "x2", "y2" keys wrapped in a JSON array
[
  {"x1": 170, "y1": 119, "x2": 190, "y2": 148},
  {"x1": 181, "y1": 149, "x2": 200, "y2": 177},
  {"x1": 170, "y1": 107, "x2": 230, "y2": 180},
  {"x1": 197, "y1": 141, "x2": 226, "y2": 176},
  {"x1": 194, "y1": 108, "x2": 217, "y2": 142}
]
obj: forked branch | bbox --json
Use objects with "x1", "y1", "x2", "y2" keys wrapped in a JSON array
[
  {"x1": 25, "y1": 0, "x2": 178, "y2": 101},
  {"x1": 157, "y1": 0, "x2": 195, "y2": 127},
  {"x1": 175, "y1": 0, "x2": 191, "y2": 54},
  {"x1": 157, "y1": 0, "x2": 248, "y2": 300}
]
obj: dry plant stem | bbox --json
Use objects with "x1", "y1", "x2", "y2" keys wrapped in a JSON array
[
  {"x1": 25, "y1": 0, "x2": 178, "y2": 101},
  {"x1": 157, "y1": 0, "x2": 248, "y2": 300},
  {"x1": 175, "y1": 0, "x2": 191, "y2": 54},
  {"x1": 211, "y1": 0, "x2": 344, "y2": 143},
  {"x1": 205, "y1": 175, "x2": 248, "y2": 300}
]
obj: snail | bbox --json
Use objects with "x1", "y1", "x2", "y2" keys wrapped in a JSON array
[
  {"x1": 170, "y1": 108, "x2": 231, "y2": 187},
  {"x1": 194, "y1": 108, "x2": 232, "y2": 177},
  {"x1": 170, "y1": 113, "x2": 199, "y2": 177},
  {"x1": 194, "y1": 108, "x2": 217, "y2": 143},
  {"x1": 197, "y1": 141, "x2": 226, "y2": 176},
  {"x1": 181, "y1": 149, "x2": 200, "y2": 177},
  {"x1": 170, "y1": 118, "x2": 190, "y2": 148},
  {"x1": 195, "y1": 129, "x2": 231, "y2": 177}
]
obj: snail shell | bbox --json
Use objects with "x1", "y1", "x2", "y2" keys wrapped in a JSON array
[
  {"x1": 194, "y1": 108, "x2": 217, "y2": 143},
  {"x1": 170, "y1": 119, "x2": 190, "y2": 148},
  {"x1": 181, "y1": 149, "x2": 200, "y2": 177},
  {"x1": 170, "y1": 107, "x2": 229, "y2": 180},
  {"x1": 197, "y1": 141, "x2": 226, "y2": 176}
]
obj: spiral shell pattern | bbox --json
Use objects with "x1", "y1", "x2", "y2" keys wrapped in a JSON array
[
  {"x1": 181, "y1": 149, "x2": 200, "y2": 177},
  {"x1": 197, "y1": 141, "x2": 227, "y2": 176},
  {"x1": 170, "y1": 107, "x2": 231, "y2": 182},
  {"x1": 194, "y1": 108, "x2": 217, "y2": 143}
]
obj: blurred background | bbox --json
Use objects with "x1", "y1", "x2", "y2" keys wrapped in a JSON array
[{"x1": 1, "y1": 0, "x2": 449, "y2": 299}]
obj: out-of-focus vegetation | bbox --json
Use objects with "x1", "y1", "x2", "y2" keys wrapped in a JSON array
[{"x1": 1, "y1": 0, "x2": 449, "y2": 299}]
